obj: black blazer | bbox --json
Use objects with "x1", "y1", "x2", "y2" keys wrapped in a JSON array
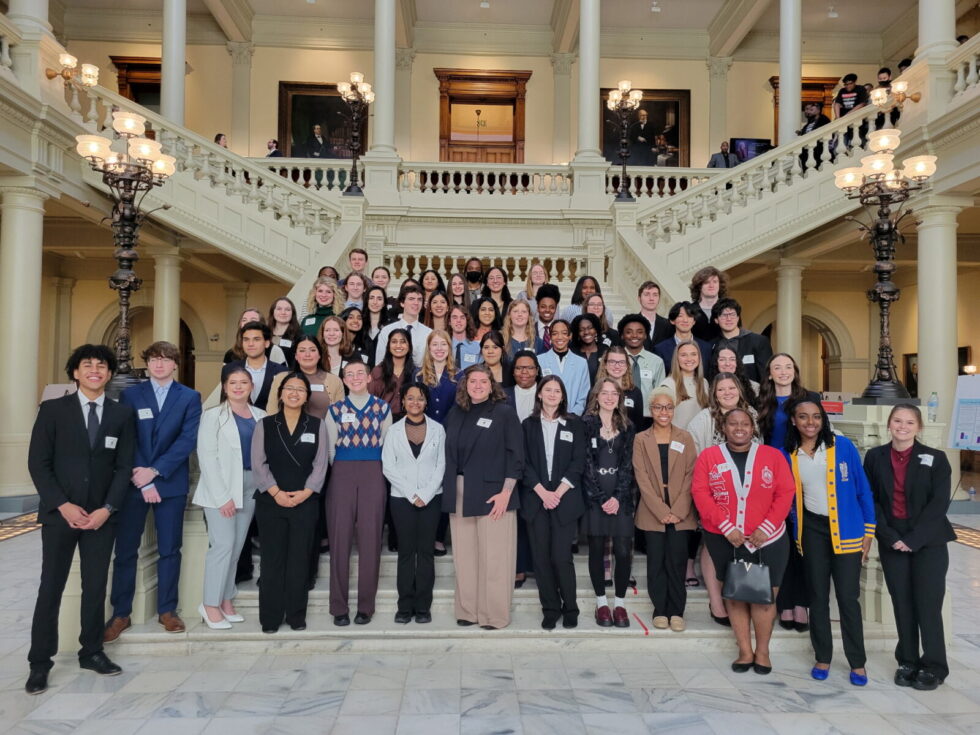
[
  {"x1": 643, "y1": 314, "x2": 674, "y2": 352},
  {"x1": 712, "y1": 330, "x2": 773, "y2": 384},
  {"x1": 227, "y1": 359, "x2": 288, "y2": 409},
  {"x1": 28, "y1": 393, "x2": 136, "y2": 525},
  {"x1": 442, "y1": 401, "x2": 524, "y2": 517},
  {"x1": 581, "y1": 414, "x2": 636, "y2": 514},
  {"x1": 519, "y1": 415, "x2": 586, "y2": 526},
  {"x1": 863, "y1": 440, "x2": 956, "y2": 551}
]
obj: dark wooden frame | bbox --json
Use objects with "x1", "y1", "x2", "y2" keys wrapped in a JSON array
[
  {"x1": 768, "y1": 76, "x2": 840, "y2": 145},
  {"x1": 277, "y1": 81, "x2": 368, "y2": 159},
  {"x1": 433, "y1": 68, "x2": 532, "y2": 163},
  {"x1": 903, "y1": 347, "x2": 972, "y2": 398},
  {"x1": 109, "y1": 56, "x2": 162, "y2": 106},
  {"x1": 600, "y1": 88, "x2": 691, "y2": 168}
]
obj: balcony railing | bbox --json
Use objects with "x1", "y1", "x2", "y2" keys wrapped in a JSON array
[
  {"x1": 399, "y1": 163, "x2": 573, "y2": 196},
  {"x1": 949, "y1": 33, "x2": 980, "y2": 110},
  {"x1": 605, "y1": 167, "x2": 718, "y2": 198}
]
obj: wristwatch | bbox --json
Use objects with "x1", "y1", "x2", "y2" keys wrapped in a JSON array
[
  {"x1": 149, "y1": 467, "x2": 160, "y2": 477},
  {"x1": 102, "y1": 503, "x2": 117, "y2": 514}
]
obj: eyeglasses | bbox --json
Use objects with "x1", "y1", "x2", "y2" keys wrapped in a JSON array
[
  {"x1": 651, "y1": 404, "x2": 675, "y2": 412},
  {"x1": 147, "y1": 356, "x2": 174, "y2": 364},
  {"x1": 282, "y1": 386, "x2": 308, "y2": 394},
  {"x1": 514, "y1": 365, "x2": 537, "y2": 371},
  {"x1": 718, "y1": 311, "x2": 738, "y2": 319},
  {"x1": 605, "y1": 359, "x2": 627, "y2": 366}
]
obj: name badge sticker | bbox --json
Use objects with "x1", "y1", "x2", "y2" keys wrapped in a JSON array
[
  {"x1": 670, "y1": 440, "x2": 685, "y2": 453},
  {"x1": 304, "y1": 317, "x2": 316, "y2": 326},
  {"x1": 742, "y1": 354, "x2": 755, "y2": 364},
  {"x1": 279, "y1": 338, "x2": 293, "y2": 348},
  {"x1": 716, "y1": 462, "x2": 731, "y2": 472},
  {"x1": 300, "y1": 433, "x2": 315, "y2": 443},
  {"x1": 591, "y1": 437, "x2": 598, "y2": 449},
  {"x1": 341, "y1": 412, "x2": 357, "y2": 423},
  {"x1": 104, "y1": 436, "x2": 118, "y2": 449},
  {"x1": 560, "y1": 431, "x2": 574, "y2": 443},
  {"x1": 463, "y1": 353, "x2": 476, "y2": 364},
  {"x1": 137, "y1": 408, "x2": 154, "y2": 420},
  {"x1": 640, "y1": 369, "x2": 653, "y2": 380},
  {"x1": 541, "y1": 368, "x2": 552, "y2": 376},
  {"x1": 477, "y1": 418, "x2": 493, "y2": 428},
  {"x1": 919, "y1": 454, "x2": 934, "y2": 467},
  {"x1": 310, "y1": 384, "x2": 325, "y2": 392},
  {"x1": 624, "y1": 398, "x2": 634, "y2": 408}
]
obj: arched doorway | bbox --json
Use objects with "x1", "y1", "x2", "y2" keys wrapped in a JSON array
[{"x1": 102, "y1": 307, "x2": 196, "y2": 386}]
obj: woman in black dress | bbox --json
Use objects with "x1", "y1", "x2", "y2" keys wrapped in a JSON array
[{"x1": 582, "y1": 377, "x2": 636, "y2": 628}]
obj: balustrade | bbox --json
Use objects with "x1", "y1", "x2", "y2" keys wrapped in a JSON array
[
  {"x1": 399, "y1": 164, "x2": 572, "y2": 196},
  {"x1": 0, "y1": 13, "x2": 21, "y2": 81},
  {"x1": 259, "y1": 158, "x2": 351, "y2": 192},
  {"x1": 950, "y1": 33, "x2": 980, "y2": 108},
  {"x1": 605, "y1": 168, "x2": 717, "y2": 198},
  {"x1": 383, "y1": 253, "x2": 588, "y2": 286}
]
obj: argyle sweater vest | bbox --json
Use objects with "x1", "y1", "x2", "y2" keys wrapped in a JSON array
[{"x1": 328, "y1": 394, "x2": 390, "y2": 461}]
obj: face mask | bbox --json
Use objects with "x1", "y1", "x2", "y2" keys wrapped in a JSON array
[{"x1": 466, "y1": 271, "x2": 482, "y2": 284}]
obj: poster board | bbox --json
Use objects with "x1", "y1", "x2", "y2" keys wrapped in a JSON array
[{"x1": 947, "y1": 375, "x2": 980, "y2": 450}]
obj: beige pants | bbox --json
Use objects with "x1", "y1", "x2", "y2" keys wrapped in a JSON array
[{"x1": 450, "y1": 478, "x2": 517, "y2": 629}]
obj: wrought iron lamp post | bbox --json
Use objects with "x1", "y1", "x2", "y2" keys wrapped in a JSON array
[
  {"x1": 75, "y1": 111, "x2": 176, "y2": 395},
  {"x1": 337, "y1": 72, "x2": 375, "y2": 196},
  {"x1": 834, "y1": 125, "x2": 936, "y2": 402},
  {"x1": 607, "y1": 80, "x2": 643, "y2": 201}
]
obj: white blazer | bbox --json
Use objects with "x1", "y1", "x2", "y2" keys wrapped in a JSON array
[
  {"x1": 381, "y1": 416, "x2": 446, "y2": 506},
  {"x1": 193, "y1": 402, "x2": 267, "y2": 509}
]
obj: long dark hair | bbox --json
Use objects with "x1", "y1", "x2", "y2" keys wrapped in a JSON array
[
  {"x1": 419, "y1": 268, "x2": 446, "y2": 297},
  {"x1": 218, "y1": 364, "x2": 252, "y2": 404},
  {"x1": 757, "y1": 353, "x2": 808, "y2": 441},
  {"x1": 267, "y1": 297, "x2": 301, "y2": 342},
  {"x1": 709, "y1": 339, "x2": 758, "y2": 407},
  {"x1": 784, "y1": 397, "x2": 835, "y2": 453},
  {"x1": 340, "y1": 306, "x2": 367, "y2": 352},
  {"x1": 569, "y1": 275, "x2": 601, "y2": 307},
  {"x1": 275, "y1": 370, "x2": 311, "y2": 412},
  {"x1": 365, "y1": 285, "x2": 392, "y2": 333},
  {"x1": 481, "y1": 265, "x2": 513, "y2": 306},
  {"x1": 470, "y1": 296, "x2": 502, "y2": 331},
  {"x1": 379, "y1": 327, "x2": 416, "y2": 396},
  {"x1": 532, "y1": 374, "x2": 569, "y2": 420},
  {"x1": 480, "y1": 329, "x2": 513, "y2": 388}
]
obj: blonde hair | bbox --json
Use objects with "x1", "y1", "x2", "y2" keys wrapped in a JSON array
[
  {"x1": 523, "y1": 262, "x2": 548, "y2": 301},
  {"x1": 419, "y1": 329, "x2": 457, "y2": 387},
  {"x1": 649, "y1": 385, "x2": 676, "y2": 412},
  {"x1": 318, "y1": 315, "x2": 353, "y2": 371},
  {"x1": 306, "y1": 276, "x2": 343, "y2": 314},
  {"x1": 670, "y1": 341, "x2": 710, "y2": 408},
  {"x1": 501, "y1": 299, "x2": 538, "y2": 346}
]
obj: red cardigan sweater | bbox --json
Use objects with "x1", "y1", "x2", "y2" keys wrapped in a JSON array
[{"x1": 692, "y1": 443, "x2": 795, "y2": 548}]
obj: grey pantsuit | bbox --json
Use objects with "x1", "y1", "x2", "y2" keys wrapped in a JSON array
[{"x1": 202, "y1": 470, "x2": 257, "y2": 606}]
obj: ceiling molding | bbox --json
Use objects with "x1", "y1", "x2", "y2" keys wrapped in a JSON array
[
  {"x1": 202, "y1": 0, "x2": 253, "y2": 43},
  {"x1": 600, "y1": 28, "x2": 709, "y2": 60},
  {"x1": 413, "y1": 21, "x2": 554, "y2": 56},
  {"x1": 708, "y1": 0, "x2": 773, "y2": 58},
  {"x1": 397, "y1": 0, "x2": 417, "y2": 48},
  {"x1": 550, "y1": 0, "x2": 578, "y2": 54},
  {"x1": 251, "y1": 15, "x2": 374, "y2": 50},
  {"x1": 882, "y1": 0, "x2": 977, "y2": 62},
  {"x1": 734, "y1": 30, "x2": 883, "y2": 64},
  {"x1": 63, "y1": 9, "x2": 227, "y2": 45}
]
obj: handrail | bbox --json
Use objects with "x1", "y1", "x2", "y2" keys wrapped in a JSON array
[
  {"x1": 635, "y1": 103, "x2": 883, "y2": 237},
  {"x1": 250, "y1": 156, "x2": 352, "y2": 192},
  {"x1": 79, "y1": 85, "x2": 344, "y2": 237},
  {"x1": 0, "y1": 12, "x2": 22, "y2": 78},
  {"x1": 949, "y1": 32, "x2": 980, "y2": 100},
  {"x1": 399, "y1": 162, "x2": 573, "y2": 196}
]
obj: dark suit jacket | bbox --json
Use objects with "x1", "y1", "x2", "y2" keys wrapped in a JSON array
[
  {"x1": 863, "y1": 441, "x2": 956, "y2": 551},
  {"x1": 120, "y1": 381, "x2": 202, "y2": 498},
  {"x1": 643, "y1": 314, "x2": 673, "y2": 352},
  {"x1": 519, "y1": 415, "x2": 586, "y2": 526},
  {"x1": 266, "y1": 150, "x2": 283, "y2": 157},
  {"x1": 227, "y1": 359, "x2": 288, "y2": 410},
  {"x1": 712, "y1": 329, "x2": 773, "y2": 383},
  {"x1": 28, "y1": 393, "x2": 136, "y2": 524},
  {"x1": 307, "y1": 135, "x2": 328, "y2": 158}
]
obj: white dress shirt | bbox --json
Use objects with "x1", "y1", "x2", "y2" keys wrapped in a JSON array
[
  {"x1": 513, "y1": 385, "x2": 537, "y2": 422},
  {"x1": 77, "y1": 390, "x2": 105, "y2": 422},
  {"x1": 798, "y1": 446, "x2": 830, "y2": 516}
]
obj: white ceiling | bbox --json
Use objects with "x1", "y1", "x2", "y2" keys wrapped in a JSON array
[
  {"x1": 415, "y1": 0, "x2": 554, "y2": 26},
  {"x1": 64, "y1": 0, "x2": 210, "y2": 12},
  {"x1": 754, "y1": 0, "x2": 918, "y2": 34},
  {"x1": 600, "y1": 0, "x2": 726, "y2": 30}
]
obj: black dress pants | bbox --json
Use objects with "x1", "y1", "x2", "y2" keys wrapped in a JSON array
[
  {"x1": 29, "y1": 521, "x2": 116, "y2": 670},
  {"x1": 526, "y1": 511, "x2": 579, "y2": 616},
  {"x1": 389, "y1": 496, "x2": 441, "y2": 614},
  {"x1": 879, "y1": 542, "x2": 950, "y2": 680},
  {"x1": 802, "y1": 510, "x2": 865, "y2": 668},
  {"x1": 255, "y1": 492, "x2": 317, "y2": 629},
  {"x1": 777, "y1": 515, "x2": 810, "y2": 613},
  {"x1": 589, "y1": 535, "x2": 631, "y2": 598},
  {"x1": 645, "y1": 526, "x2": 691, "y2": 618}
]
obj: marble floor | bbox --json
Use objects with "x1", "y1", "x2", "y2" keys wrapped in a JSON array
[{"x1": 1, "y1": 517, "x2": 979, "y2": 735}]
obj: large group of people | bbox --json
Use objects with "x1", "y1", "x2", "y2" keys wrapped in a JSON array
[{"x1": 24, "y1": 249, "x2": 956, "y2": 701}]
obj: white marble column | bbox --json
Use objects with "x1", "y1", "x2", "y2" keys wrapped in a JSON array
[
  {"x1": 914, "y1": 0, "x2": 958, "y2": 122},
  {"x1": 153, "y1": 250, "x2": 182, "y2": 344},
  {"x1": 775, "y1": 259, "x2": 806, "y2": 360},
  {"x1": 371, "y1": 0, "x2": 396, "y2": 156},
  {"x1": 551, "y1": 53, "x2": 574, "y2": 164},
  {"x1": 227, "y1": 42, "x2": 253, "y2": 156},
  {"x1": 707, "y1": 56, "x2": 733, "y2": 155},
  {"x1": 7, "y1": 0, "x2": 51, "y2": 97},
  {"x1": 916, "y1": 0, "x2": 958, "y2": 60},
  {"x1": 49, "y1": 276, "x2": 75, "y2": 383},
  {"x1": 574, "y1": 0, "x2": 602, "y2": 161},
  {"x1": 0, "y1": 186, "x2": 48, "y2": 506},
  {"x1": 161, "y1": 0, "x2": 186, "y2": 124},
  {"x1": 778, "y1": 0, "x2": 801, "y2": 146},
  {"x1": 394, "y1": 48, "x2": 415, "y2": 160}
]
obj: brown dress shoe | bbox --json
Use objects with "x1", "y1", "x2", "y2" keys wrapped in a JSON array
[
  {"x1": 103, "y1": 616, "x2": 131, "y2": 643},
  {"x1": 158, "y1": 612, "x2": 186, "y2": 633}
]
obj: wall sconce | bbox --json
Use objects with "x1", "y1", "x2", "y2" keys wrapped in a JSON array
[{"x1": 46, "y1": 54, "x2": 99, "y2": 87}]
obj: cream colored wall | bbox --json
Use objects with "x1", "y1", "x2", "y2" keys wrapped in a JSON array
[
  {"x1": 65, "y1": 41, "x2": 233, "y2": 147},
  {"x1": 725, "y1": 62, "x2": 883, "y2": 144},
  {"x1": 410, "y1": 53, "x2": 555, "y2": 163}
]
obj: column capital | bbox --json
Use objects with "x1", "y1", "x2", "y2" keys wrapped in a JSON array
[
  {"x1": 706, "y1": 56, "x2": 733, "y2": 79},
  {"x1": 50, "y1": 275, "x2": 76, "y2": 291},
  {"x1": 0, "y1": 185, "x2": 49, "y2": 210},
  {"x1": 395, "y1": 47, "x2": 416, "y2": 72},
  {"x1": 776, "y1": 258, "x2": 810, "y2": 273},
  {"x1": 913, "y1": 194, "x2": 974, "y2": 218},
  {"x1": 226, "y1": 41, "x2": 254, "y2": 66},
  {"x1": 551, "y1": 52, "x2": 575, "y2": 76}
]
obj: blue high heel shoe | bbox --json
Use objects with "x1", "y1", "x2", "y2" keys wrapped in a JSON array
[
  {"x1": 811, "y1": 665, "x2": 830, "y2": 681},
  {"x1": 850, "y1": 670, "x2": 869, "y2": 687}
]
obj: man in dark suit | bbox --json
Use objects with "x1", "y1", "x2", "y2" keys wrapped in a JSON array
[
  {"x1": 637, "y1": 281, "x2": 673, "y2": 350},
  {"x1": 228, "y1": 322, "x2": 287, "y2": 409},
  {"x1": 26, "y1": 344, "x2": 136, "y2": 695},
  {"x1": 104, "y1": 341, "x2": 202, "y2": 642},
  {"x1": 306, "y1": 124, "x2": 328, "y2": 158},
  {"x1": 706, "y1": 141, "x2": 738, "y2": 168},
  {"x1": 628, "y1": 109, "x2": 656, "y2": 166}
]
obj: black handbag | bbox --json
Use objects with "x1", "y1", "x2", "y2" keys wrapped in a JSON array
[{"x1": 722, "y1": 547, "x2": 772, "y2": 605}]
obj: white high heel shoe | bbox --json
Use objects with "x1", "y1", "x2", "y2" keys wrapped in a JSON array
[
  {"x1": 199, "y1": 604, "x2": 232, "y2": 630},
  {"x1": 222, "y1": 609, "x2": 245, "y2": 623}
]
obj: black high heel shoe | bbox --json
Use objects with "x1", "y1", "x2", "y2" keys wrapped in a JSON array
[{"x1": 711, "y1": 612, "x2": 731, "y2": 627}]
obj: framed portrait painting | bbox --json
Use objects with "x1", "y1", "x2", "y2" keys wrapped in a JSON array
[
  {"x1": 277, "y1": 81, "x2": 368, "y2": 159},
  {"x1": 600, "y1": 88, "x2": 690, "y2": 167}
]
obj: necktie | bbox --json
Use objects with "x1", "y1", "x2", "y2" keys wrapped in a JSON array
[
  {"x1": 724, "y1": 153, "x2": 730, "y2": 167},
  {"x1": 155, "y1": 385, "x2": 166, "y2": 411},
  {"x1": 632, "y1": 356, "x2": 642, "y2": 388},
  {"x1": 87, "y1": 401, "x2": 100, "y2": 448},
  {"x1": 455, "y1": 341, "x2": 463, "y2": 368},
  {"x1": 543, "y1": 326, "x2": 551, "y2": 350}
]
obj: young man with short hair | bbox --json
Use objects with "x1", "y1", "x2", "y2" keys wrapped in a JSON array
[
  {"x1": 637, "y1": 281, "x2": 672, "y2": 349},
  {"x1": 325, "y1": 359, "x2": 392, "y2": 626},
  {"x1": 104, "y1": 342, "x2": 202, "y2": 642},
  {"x1": 617, "y1": 314, "x2": 665, "y2": 421},
  {"x1": 653, "y1": 302, "x2": 714, "y2": 373},
  {"x1": 340, "y1": 248, "x2": 369, "y2": 287},
  {"x1": 464, "y1": 257, "x2": 485, "y2": 300},
  {"x1": 534, "y1": 284, "x2": 561, "y2": 351},
  {"x1": 710, "y1": 298, "x2": 773, "y2": 383},
  {"x1": 229, "y1": 322, "x2": 288, "y2": 408},
  {"x1": 375, "y1": 285, "x2": 432, "y2": 365},
  {"x1": 26, "y1": 344, "x2": 136, "y2": 695}
]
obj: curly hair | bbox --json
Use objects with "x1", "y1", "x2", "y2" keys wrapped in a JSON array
[
  {"x1": 688, "y1": 266, "x2": 729, "y2": 302},
  {"x1": 708, "y1": 372, "x2": 757, "y2": 439},
  {"x1": 454, "y1": 364, "x2": 506, "y2": 410}
]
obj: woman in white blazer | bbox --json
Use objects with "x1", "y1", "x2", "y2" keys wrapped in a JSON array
[
  {"x1": 381, "y1": 382, "x2": 446, "y2": 624},
  {"x1": 193, "y1": 365, "x2": 267, "y2": 629}
]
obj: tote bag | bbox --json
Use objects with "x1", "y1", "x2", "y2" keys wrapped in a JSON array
[{"x1": 722, "y1": 548, "x2": 772, "y2": 605}]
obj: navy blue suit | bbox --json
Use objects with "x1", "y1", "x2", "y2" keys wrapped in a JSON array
[{"x1": 110, "y1": 380, "x2": 202, "y2": 617}]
